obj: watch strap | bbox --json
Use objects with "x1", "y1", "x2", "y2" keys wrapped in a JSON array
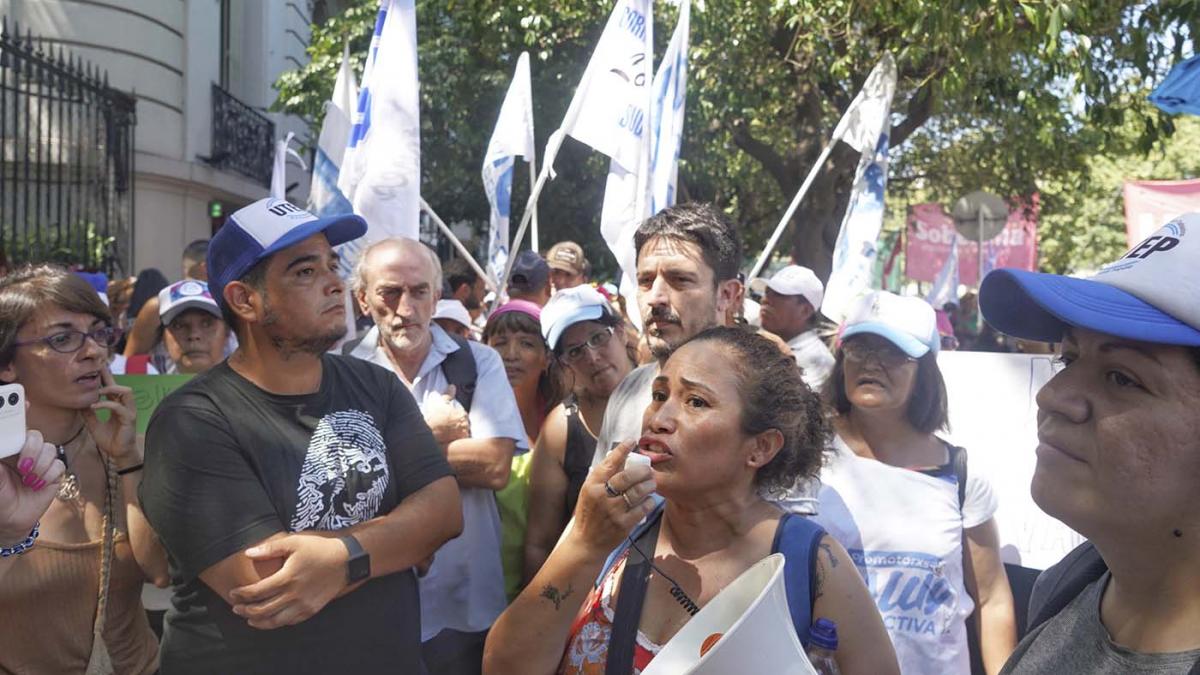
[{"x1": 339, "y1": 534, "x2": 370, "y2": 583}]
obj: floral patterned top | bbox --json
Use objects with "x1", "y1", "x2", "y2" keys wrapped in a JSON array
[{"x1": 559, "y1": 551, "x2": 664, "y2": 674}]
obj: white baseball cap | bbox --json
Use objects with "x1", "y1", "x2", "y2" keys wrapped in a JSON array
[
  {"x1": 433, "y1": 299, "x2": 472, "y2": 330},
  {"x1": 840, "y1": 290, "x2": 940, "y2": 358},
  {"x1": 158, "y1": 279, "x2": 221, "y2": 325},
  {"x1": 982, "y1": 214, "x2": 1200, "y2": 346},
  {"x1": 541, "y1": 285, "x2": 613, "y2": 351},
  {"x1": 750, "y1": 265, "x2": 824, "y2": 309}
]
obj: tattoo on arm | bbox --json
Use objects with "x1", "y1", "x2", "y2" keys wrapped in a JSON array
[
  {"x1": 819, "y1": 542, "x2": 839, "y2": 568},
  {"x1": 540, "y1": 583, "x2": 574, "y2": 611},
  {"x1": 814, "y1": 541, "x2": 839, "y2": 601}
]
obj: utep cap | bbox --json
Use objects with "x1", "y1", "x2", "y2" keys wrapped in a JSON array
[
  {"x1": 840, "y1": 290, "x2": 940, "y2": 358},
  {"x1": 980, "y1": 214, "x2": 1200, "y2": 346},
  {"x1": 508, "y1": 250, "x2": 550, "y2": 294},
  {"x1": 433, "y1": 299, "x2": 472, "y2": 329},
  {"x1": 158, "y1": 280, "x2": 221, "y2": 325},
  {"x1": 546, "y1": 241, "x2": 587, "y2": 276},
  {"x1": 541, "y1": 285, "x2": 613, "y2": 350},
  {"x1": 207, "y1": 197, "x2": 366, "y2": 312},
  {"x1": 749, "y1": 265, "x2": 824, "y2": 309}
]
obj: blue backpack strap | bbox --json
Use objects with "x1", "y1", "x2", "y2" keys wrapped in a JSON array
[
  {"x1": 772, "y1": 512, "x2": 827, "y2": 649},
  {"x1": 595, "y1": 497, "x2": 666, "y2": 587}
]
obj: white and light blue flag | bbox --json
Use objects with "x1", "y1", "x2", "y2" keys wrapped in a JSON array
[
  {"x1": 308, "y1": 42, "x2": 358, "y2": 217},
  {"x1": 925, "y1": 231, "x2": 960, "y2": 309},
  {"x1": 338, "y1": 0, "x2": 420, "y2": 250},
  {"x1": 821, "y1": 54, "x2": 898, "y2": 321},
  {"x1": 649, "y1": 0, "x2": 689, "y2": 214},
  {"x1": 482, "y1": 52, "x2": 536, "y2": 285}
]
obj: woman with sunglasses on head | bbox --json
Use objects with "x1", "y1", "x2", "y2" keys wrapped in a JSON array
[
  {"x1": 814, "y1": 291, "x2": 1016, "y2": 675},
  {"x1": 523, "y1": 287, "x2": 635, "y2": 583},
  {"x1": 0, "y1": 265, "x2": 166, "y2": 674}
]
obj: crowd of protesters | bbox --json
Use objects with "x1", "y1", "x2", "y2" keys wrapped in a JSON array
[{"x1": 2, "y1": 196, "x2": 1199, "y2": 675}]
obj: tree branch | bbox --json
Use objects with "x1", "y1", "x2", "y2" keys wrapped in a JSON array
[
  {"x1": 730, "y1": 120, "x2": 795, "y2": 193},
  {"x1": 890, "y1": 83, "x2": 936, "y2": 148}
]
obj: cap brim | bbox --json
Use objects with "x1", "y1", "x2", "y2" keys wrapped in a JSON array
[
  {"x1": 260, "y1": 213, "x2": 368, "y2": 260},
  {"x1": 841, "y1": 322, "x2": 931, "y2": 358},
  {"x1": 979, "y1": 269, "x2": 1200, "y2": 346},
  {"x1": 161, "y1": 300, "x2": 222, "y2": 326},
  {"x1": 546, "y1": 305, "x2": 606, "y2": 350}
]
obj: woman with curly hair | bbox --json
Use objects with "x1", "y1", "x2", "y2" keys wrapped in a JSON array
[{"x1": 484, "y1": 326, "x2": 898, "y2": 675}]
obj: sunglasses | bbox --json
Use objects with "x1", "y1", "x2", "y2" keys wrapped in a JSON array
[
  {"x1": 14, "y1": 326, "x2": 123, "y2": 354},
  {"x1": 841, "y1": 339, "x2": 915, "y2": 368}
]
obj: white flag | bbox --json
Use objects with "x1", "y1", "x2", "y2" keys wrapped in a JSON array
[
  {"x1": 270, "y1": 132, "x2": 307, "y2": 200},
  {"x1": 482, "y1": 53, "x2": 536, "y2": 284},
  {"x1": 338, "y1": 0, "x2": 421, "y2": 245},
  {"x1": 821, "y1": 54, "x2": 898, "y2": 322},
  {"x1": 308, "y1": 42, "x2": 358, "y2": 217},
  {"x1": 925, "y1": 232, "x2": 960, "y2": 309},
  {"x1": 650, "y1": 0, "x2": 689, "y2": 214}
]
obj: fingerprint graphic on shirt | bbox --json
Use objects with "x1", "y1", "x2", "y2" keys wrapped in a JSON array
[{"x1": 290, "y1": 410, "x2": 390, "y2": 532}]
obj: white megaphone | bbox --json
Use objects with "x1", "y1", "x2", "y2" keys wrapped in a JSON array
[{"x1": 642, "y1": 553, "x2": 818, "y2": 675}]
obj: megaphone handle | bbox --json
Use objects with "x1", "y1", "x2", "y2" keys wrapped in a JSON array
[{"x1": 606, "y1": 517, "x2": 664, "y2": 675}]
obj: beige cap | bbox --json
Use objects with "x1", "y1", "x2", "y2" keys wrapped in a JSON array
[{"x1": 546, "y1": 241, "x2": 587, "y2": 276}]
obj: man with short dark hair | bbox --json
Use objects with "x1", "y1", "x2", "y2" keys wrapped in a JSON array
[
  {"x1": 506, "y1": 250, "x2": 552, "y2": 307},
  {"x1": 443, "y1": 258, "x2": 486, "y2": 313},
  {"x1": 124, "y1": 239, "x2": 212, "y2": 356},
  {"x1": 752, "y1": 264, "x2": 835, "y2": 388},
  {"x1": 141, "y1": 198, "x2": 462, "y2": 674},
  {"x1": 591, "y1": 202, "x2": 742, "y2": 465}
]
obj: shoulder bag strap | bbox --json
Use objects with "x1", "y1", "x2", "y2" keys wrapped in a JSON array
[
  {"x1": 441, "y1": 333, "x2": 478, "y2": 413},
  {"x1": 773, "y1": 513, "x2": 827, "y2": 648},
  {"x1": 86, "y1": 451, "x2": 117, "y2": 675},
  {"x1": 606, "y1": 515, "x2": 663, "y2": 675}
]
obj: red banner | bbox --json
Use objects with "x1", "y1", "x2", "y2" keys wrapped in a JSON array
[
  {"x1": 905, "y1": 200, "x2": 1038, "y2": 287},
  {"x1": 1123, "y1": 179, "x2": 1200, "y2": 245}
]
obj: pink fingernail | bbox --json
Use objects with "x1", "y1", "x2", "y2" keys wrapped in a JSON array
[
  {"x1": 23, "y1": 472, "x2": 38, "y2": 486},
  {"x1": 17, "y1": 458, "x2": 32, "y2": 474},
  {"x1": 32, "y1": 478, "x2": 46, "y2": 491}
]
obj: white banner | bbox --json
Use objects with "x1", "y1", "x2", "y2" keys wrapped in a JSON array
[
  {"x1": 938, "y1": 351, "x2": 1084, "y2": 570},
  {"x1": 482, "y1": 52, "x2": 536, "y2": 284},
  {"x1": 309, "y1": 42, "x2": 358, "y2": 218},
  {"x1": 821, "y1": 54, "x2": 897, "y2": 322},
  {"x1": 649, "y1": 0, "x2": 689, "y2": 214},
  {"x1": 338, "y1": 0, "x2": 421, "y2": 244}
]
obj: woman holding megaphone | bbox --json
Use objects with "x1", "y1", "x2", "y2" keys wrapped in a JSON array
[{"x1": 484, "y1": 327, "x2": 898, "y2": 675}]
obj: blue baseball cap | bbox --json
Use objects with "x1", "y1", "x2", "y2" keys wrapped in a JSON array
[
  {"x1": 839, "y1": 291, "x2": 940, "y2": 358},
  {"x1": 507, "y1": 250, "x2": 550, "y2": 295},
  {"x1": 207, "y1": 198, "x2": 366, "y2": 312},
  {"x1": 980, "y1": 215, "x2": 1200, "y2": 346}
]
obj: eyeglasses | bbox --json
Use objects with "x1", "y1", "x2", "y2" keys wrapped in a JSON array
[
  {"x1": 841, "y1": 339, "x2": 915, "y2": 368},
  {"x1": 14, "y1": 326, "x2": 123, "y2": 354},
  {"x1": 560, "y1": 326, "x2": 615, "y2": 364}
]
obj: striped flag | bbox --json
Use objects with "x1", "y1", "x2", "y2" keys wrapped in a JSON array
[
  {"x1": 482, "y1": 53, "x2": 536, "y2": 285},
  {"x1": 649, "y1": 0, "x2": 689, "y2": 214},
  {"x1": 308, "y1": 42, "x2": 358, "y2": 218}
]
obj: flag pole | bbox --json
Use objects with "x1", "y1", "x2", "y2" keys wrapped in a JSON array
[
  {"x1": 746, "y1": 137, "x2": 839, "y2": 283},
  {"x1": 529, "y1": 158, "x2": 540, "y2": 253},
  {"x1": 497, "y1": 130, "x2": 566, "y2": 294},
  {"x1": 420, "y1": 197, "x2": 498, "y2": 294}
]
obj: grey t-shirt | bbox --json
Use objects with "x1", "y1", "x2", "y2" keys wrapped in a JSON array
[
  {"x1": 591, "y1": 363, "x2": 658, "y2": 467},
  {"x1": 1002, "y1": 572, "x2": 1200, "y2": 674}
]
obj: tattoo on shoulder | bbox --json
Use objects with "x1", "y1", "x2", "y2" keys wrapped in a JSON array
[
  {"x1": 540, "y1": 583, "x2": 574, "y2": 611},
  {"x1": 819, "y1": 542, "x2": 839, "y2": 569},
  {"x1": 813, "y1": 560, "x2": 825, "y2": 601}
]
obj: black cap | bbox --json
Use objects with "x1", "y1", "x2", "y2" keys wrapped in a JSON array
[{"x1": 508, "y1": 250, "x2": 550, "y2": 294}]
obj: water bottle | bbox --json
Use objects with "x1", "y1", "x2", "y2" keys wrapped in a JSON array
[{"x1": 806, "y1": 617, "x2": 841, "y2": 675}]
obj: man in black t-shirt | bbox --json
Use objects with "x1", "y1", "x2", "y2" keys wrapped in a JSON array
[{"x1": 140, "y1": 198, "x2": 462, "y2": 674}]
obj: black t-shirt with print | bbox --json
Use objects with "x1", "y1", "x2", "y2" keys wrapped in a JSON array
[{"x1": 141, "y1": 354, "x2": 452, "y2": 675}]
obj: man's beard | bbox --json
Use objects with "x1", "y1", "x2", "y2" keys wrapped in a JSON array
[
  {"x1": 643, "y1": 303, "x2": 717, "y2": 360},
  {"x1": 262, "y1": 301, "x2": 346, "y2": 359}
]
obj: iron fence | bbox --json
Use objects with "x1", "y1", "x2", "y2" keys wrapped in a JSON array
[
  {"x1": 209, "y1": 84, "x2": 274, "y2": 188},
  {"x1": 0, "y1": 18, "x2": 136, "y2": 275}
]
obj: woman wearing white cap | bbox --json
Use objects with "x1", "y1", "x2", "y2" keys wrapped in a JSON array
[
  {"x1": 523, "y1": 286, "x2": 635, "y2": 583},
  {"x1": 814, "y1": 290, "x2": 1016, "y2": 675},
  {"x1": 124, "y1": 279, "x2": 231, "y2": 376},
  {"x1": 980, "y1": 216, "x2": 1200, "y2": 674}
]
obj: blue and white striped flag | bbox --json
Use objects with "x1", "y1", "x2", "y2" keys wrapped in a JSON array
[
  {"x1": 649, "y1": 0, "x2": 689, "y2": 214},
  {"x1": 338, "y1": 0, "x2": 421, "y2": 248},
  {"x1": 308, "y1": 42, "x2": 358, "y2": 218},
  {"x1": 925, "y1": 232, "x2": 960, "y2": 309},
  {"x1": 821, "y1": 54, "x2": 898, "y2": 322},
  {"x1": 482, "y1": 52, "x2": 536, "y2": 285}
]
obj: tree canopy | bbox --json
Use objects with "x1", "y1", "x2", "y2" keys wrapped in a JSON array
[{"x1": 276, "y1": 0, "x2": 1199, "y2": 280}]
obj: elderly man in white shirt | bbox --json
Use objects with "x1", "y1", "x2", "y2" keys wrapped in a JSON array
[
  {"x1": 347, "y1": 238, "x2": 526, "y2": 675},
  {"x1": 752, "y1": 264, "x2": 835, "y2": 390}
]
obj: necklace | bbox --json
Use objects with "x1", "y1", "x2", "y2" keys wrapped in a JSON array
[{"x1": 54, "y1": 425, "x2": 87, "y2": 502}]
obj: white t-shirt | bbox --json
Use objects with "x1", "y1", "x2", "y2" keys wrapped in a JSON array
[
  {"x1": 350, "y1": 323, "x2": 527, "y2": 640},
  {"x1": 813, "y1": 435, "x2": 998, "y2": 675},
  {"x1": 787, "y1": 329, "x2": 835, "y2": 390}
]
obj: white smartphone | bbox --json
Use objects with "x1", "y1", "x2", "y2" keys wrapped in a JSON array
[{"x1": 0, "y1": 384, "x2": 26, "y2": 459}]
